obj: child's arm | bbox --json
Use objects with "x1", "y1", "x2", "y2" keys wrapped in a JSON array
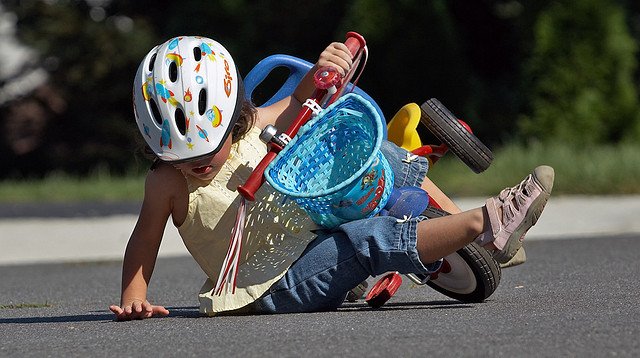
[
  {"x1": 255, "y1": 42, "x2": 354, "y2": 130},
  {"x1": 109, "y1": 164, "x2": 184, "y2": 320}
]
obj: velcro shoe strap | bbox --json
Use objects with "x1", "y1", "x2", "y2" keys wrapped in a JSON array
[{"x1": 474, "y1": 196, "x2": 507, "y2": 250}]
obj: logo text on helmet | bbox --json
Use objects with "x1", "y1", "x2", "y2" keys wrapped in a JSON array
[{"x1": 223, "y1": 59, "x2": 232, "y2": 98}]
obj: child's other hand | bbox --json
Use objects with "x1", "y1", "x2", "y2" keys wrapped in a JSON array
[
  {"x1": 317, "y1": 42, "x2": 353, "y2": 77},
  {"x1": 109, "y1": 300, "x2": 170, "y2": 321}
]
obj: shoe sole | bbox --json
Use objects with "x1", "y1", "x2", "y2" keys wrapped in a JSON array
[
  {"x1": 493, "y1": 167, "x2": 553, "y2": 264},
  {"x1": 499, "y1": 246, "x2": 527, "y2": 269}
]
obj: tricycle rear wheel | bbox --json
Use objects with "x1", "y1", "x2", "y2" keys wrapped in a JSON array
[
  {"x1": 426, "y1": 242, "x2": 501, "y2": 303},
  {"x1": 420, "y1": 98, "x2": 493, "y2": 173},
  {"x1": 417, "y1": 205, "x2": 502, "y2": 302}
]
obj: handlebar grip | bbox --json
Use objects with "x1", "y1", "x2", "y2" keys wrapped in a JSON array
[
  {"x1": 344, "y1": 31, "x2": 366, "y2": 57},
  {"x1": 237, "y1": 151, "x2": 278, "y2": 201}
]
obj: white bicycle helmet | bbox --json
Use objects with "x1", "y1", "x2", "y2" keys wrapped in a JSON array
[{"x1": 133, "y1": 36, "x2": 243, "y2": 162}]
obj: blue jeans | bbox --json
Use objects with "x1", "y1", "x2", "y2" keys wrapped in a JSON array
[{"x1": 250, "y1": 141, "x2": 440, "y2": 313}]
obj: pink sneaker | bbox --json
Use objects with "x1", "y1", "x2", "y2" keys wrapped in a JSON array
[{"x1": 483, "y1": 166, "x2": 554, "y2": 264}]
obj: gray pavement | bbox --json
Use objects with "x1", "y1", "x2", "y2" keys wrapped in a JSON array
[
  {"x1": 1, "y1": 234, "x2": 638, "y2": 357},
  {"x1": 1, "y1": 195, "x2": 639, "y2": 265},
  {"x1": 1, "y1": 197, "x2": 639, "y2": 357}
]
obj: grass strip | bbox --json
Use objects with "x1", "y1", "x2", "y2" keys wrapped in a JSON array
[
  {"x1": 425, "y1": 142, "x2": 640, "y2": 196},
  {"x1": 0, "y1": 143, "x2": 639, "y2": 203},
  {"x1": 0, "y1": 172, "x2": 145, "y2": 203},
  {"x1": 0, "y1": 302, "x2": 52, "y2": 309}
]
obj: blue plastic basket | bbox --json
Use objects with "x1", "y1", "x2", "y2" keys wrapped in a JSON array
[{"x1": 265, "y1": 93, "x2": 394, "y2": 228}]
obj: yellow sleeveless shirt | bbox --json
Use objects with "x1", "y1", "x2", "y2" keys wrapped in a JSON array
[{"x1": 177, "y1": 126, "x2": 318, "y2": 315}]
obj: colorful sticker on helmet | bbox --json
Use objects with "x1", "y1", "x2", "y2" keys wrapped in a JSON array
[
  {"x1": 184, "y1": 88, "x2": 192, "y2": 102},
  {"x1": 196, "y1": 125, "x2": 209, "y2": 142},
  {"x1": 156, "y1": 81, "x2": 179, "y2": 107},
  {"x1": 167, "y1": 37, "x2": 182, "y2": 50},
  {"x1": 166, "y1": 53, "x2": 183, "y2": 66},
  {"x1": 206, "y1": 105, "x2": 222, "y2": 127},
  {"x1": 200, "y1": 42, "x2": 216, "y2": 61},
  {"x1": 223, "y1": 59, "x2": 233, "y2": 98},
  {"x1": 142, "y1": 76, "x2": 154, "y2": 101},
  {"x1": 195, "y1": 76, "x2": 204, "y2": 84},
  {"x1": 161, "y1": 120, "x2": 172, "y2": 149},
  {"x1": 155, "y1": 81, "x2": 172, "y2": 102},
  {"x1": 143, "y1": 123, "x2": 151, "y2": 138},
  {"x1": 186, "y1": 137, "x2": 194, "y2": 150}
]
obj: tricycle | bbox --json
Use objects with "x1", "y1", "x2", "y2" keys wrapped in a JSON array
[{"x1": 235, "y1": 32, "x2": 500, "y2": 308}]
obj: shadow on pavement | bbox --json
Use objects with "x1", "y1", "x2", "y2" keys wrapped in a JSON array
[
  {"x1": 338, "y1": 299, "x2": 474, "y2": 312},
  {"x1": 0, "y1": 313, "x2": 114, "y2": 324},
  {"x1": 0, "y1": 306, "x2": 202, "y2": 324},
  {"x1": 0, "y1": 301, "x2": 472, "y2": 323}
]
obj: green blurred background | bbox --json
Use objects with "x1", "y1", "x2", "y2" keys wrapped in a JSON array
[{"x1": 1, "y1": 0, "x2": 640, "y2": 198}]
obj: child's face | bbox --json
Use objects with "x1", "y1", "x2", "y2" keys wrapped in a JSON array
[{"x1": 173, "y1": 136, "x2": 233, "y2": 181}]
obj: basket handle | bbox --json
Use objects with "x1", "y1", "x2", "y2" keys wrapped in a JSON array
[{"x1": 237, "y1": 32, "x2": 367, "y2": 201}]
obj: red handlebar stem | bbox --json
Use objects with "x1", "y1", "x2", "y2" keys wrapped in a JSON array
[{"x1": 237, "y1": 32, "x2": 366, "y2": 201}]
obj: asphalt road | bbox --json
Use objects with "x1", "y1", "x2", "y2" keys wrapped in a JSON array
[{"x1": 1, "y1": 234, "x2": 638, "y2": 357}]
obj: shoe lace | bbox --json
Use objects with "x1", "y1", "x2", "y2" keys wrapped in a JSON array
[{"x1": 497, "y1": 174, "x2": 534, "y2": 221}]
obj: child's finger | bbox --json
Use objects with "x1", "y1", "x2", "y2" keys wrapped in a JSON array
[
  {"x1": 109, "y1": 305, "x2": 123, "y2": 315},
  {"x1": 152, "y1": 305, "x2": 170, "y2": 316},
  {"x1": 109, "y1": 305, "x2": 134, "y2": 321},
  {"x1": 331, "y1": 42, "x2": 354, "y2": 60},
  {"x1": 142, "y1": 301, "x2": 154, "y2": 313},
  {"x1": 132, "y1": 300, "x2": 143, "y2": 313}
]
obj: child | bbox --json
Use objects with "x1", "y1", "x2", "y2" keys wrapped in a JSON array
[{"x1": 110, "y1": 36, "x2": 554, "y2": 320}]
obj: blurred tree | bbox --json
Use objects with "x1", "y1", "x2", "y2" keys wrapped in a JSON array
[
  {"x1": 519, "y1": 0, "x2": 640, "y2": 144},
  {"x1": 1, "y1": 0, "x2": 353, "y2": 177},
  {"x1": 339, "y1": 0, "x2": 543, "y2": 146},
  {"x1": 2, "y1": 0, "x2": 158, "y2": 177},
  {"x1": 2, "y1": 0, "x2": 639, "y2": 179},
  {"x1": 0, "y1": 3, "x2": 65, "y2": 166},
  {"x1": 339, "y1": 0, "x2": 471, "y2": 122},
  {"x1": 109, "y1": 0, "x2": 350, "y2": 79},
  {"x1": 447, "y1": 0, "x2": 530, "y2": 144}
]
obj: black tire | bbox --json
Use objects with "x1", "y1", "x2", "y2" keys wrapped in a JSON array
[
  {"x1": 420, "y1": 98, "x2": 493, "y2": 173},
  {"x1": 426, "y1": 242, "x2": 501, "y2": 303},
  {"x1": 418, "y1": 205, "x2": 502, "y2": 303}
]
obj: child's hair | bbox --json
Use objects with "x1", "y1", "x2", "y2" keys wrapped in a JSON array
[{"x1": 231, "y1": 99, "x2": 258, "y2": 143}]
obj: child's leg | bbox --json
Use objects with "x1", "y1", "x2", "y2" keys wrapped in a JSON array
[
  {"x1": 418, "y1": 176, "x2": 485, "y2": 262},
  {"x1": 415, "y1": 207, "x2": 484, "y2": 263},
  {"x1": 418, "y1": 176, "x2": 495, "y2": 261},
  {"x1": 421, "y1": 175, "x2": 529, "y2": 268},
  {"x1": 251, "y1": 166, "x2": 552, "y2": 314},
  {"x1": 249, "y1": 215, "x2": 437, "y2": 314},
  {"x1": 416, "y1": 165, "x2": 554, "y2": 265}
]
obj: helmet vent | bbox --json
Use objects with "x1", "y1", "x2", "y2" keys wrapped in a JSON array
[
  {"x1": 193, "y1": 47, "x2": 202, "y2": 61},
  {"x1": 168, "y1": 61, "x2": 178, "y2": 82},
  {"x1": 148, "y1": 53, "x2": 157, "y2": 71},
  {"x1": 149, "y1": 99, "x2": 163, "y2": 126},
  {"x1": 175, "y1": 108, "x2": 187, "y2": 135},
  {"x1": 198, "y1": 89, "x2": 207, "y2": 115}
]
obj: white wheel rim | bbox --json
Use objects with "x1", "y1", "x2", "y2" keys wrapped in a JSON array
[{"x1": 431, "y1": 252, "x2": 477, "y2": 294}]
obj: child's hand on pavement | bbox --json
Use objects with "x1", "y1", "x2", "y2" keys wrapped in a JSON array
[
  {"x1": 317, "y1": 42, "x2": 353, "y2": 77},
  {"x1": 109, "y1": 300, "x2": 170, "y2": 321}
]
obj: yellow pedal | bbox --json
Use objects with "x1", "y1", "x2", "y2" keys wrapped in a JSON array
[{"x1": 386, "y1": 103, "x2": 422, "y2": 151}]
